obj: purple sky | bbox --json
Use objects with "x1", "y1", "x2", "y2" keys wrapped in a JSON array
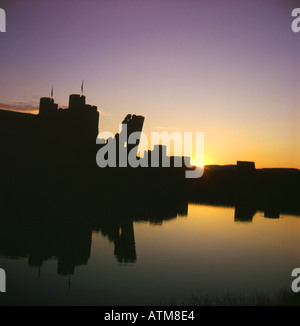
[{"x1": 0, "y1": 0, "x2": 299, "y2": 167}]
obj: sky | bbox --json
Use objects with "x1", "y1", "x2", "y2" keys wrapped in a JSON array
[{"x1": 0, "y1": 0, "x2": 299, "y2": 168}]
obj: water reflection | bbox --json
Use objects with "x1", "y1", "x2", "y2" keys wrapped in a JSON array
[
  {"x1": 0, "y1": 196, "x2": 299, "y2": 279},
  {"x1": 0, "y1": 201, "x2": 299, "y2": 305},
  {"x1": 0, "y1": 197, "x2": 188, "y2": 275}
]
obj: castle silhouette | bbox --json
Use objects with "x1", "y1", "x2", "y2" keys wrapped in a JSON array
[{"x1": 0, "y1": 90, "x2": 299, "y2": 276}]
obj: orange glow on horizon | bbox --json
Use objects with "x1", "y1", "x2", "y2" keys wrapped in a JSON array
[{"x1": 191, "y1": 158, "x2": 204, "y2": 168}]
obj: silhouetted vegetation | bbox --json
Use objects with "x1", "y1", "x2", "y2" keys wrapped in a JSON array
[{"x1": 156, "y1": 289, "x2": 300, "y2": 306}]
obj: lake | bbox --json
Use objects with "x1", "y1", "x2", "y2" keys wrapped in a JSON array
[{"x1": 0, "y1": 203, "x2": 299, "y2": 305}]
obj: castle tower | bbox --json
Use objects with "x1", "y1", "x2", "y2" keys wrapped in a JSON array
[
  {"x1": 69, "y1": 94, "x2": 86, "y2": 110},
  {"x1": 39, "y1": 97, "x2": 58, "y2": 116}
]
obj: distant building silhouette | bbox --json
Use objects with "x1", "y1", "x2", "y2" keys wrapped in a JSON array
[{"x1": 143, "y1": 144, "x2": 191, "y2": 168}]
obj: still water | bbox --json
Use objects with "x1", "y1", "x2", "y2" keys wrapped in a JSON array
[{"x1": 0, "y1": 204, "x2": 299, "y2": 305}]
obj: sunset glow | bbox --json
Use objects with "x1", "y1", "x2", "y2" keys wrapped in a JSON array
[{"x1": 0, "y1": 0, "x2": 299, "y2": 169}]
